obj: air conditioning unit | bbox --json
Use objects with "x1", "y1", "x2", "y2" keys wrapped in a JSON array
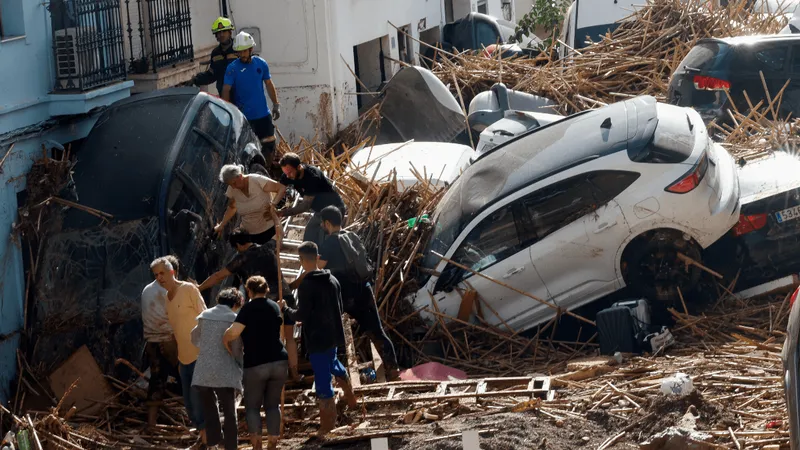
[{"x1": 54, "y1": 27, "x2": 100, "y2": 88}]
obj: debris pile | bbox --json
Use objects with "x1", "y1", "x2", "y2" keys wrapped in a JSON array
[
  {"x1": 4, "y1": 1, "x2": 800, "y2": 448},
  {"x1": 429, "y1": 0, "x2": 785, "y2": 113}
]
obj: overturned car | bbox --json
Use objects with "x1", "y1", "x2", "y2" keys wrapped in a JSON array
[
  {"x1": 413, "y1": 95, "x2": 741, "y2": 332},
  {"x1": 30, "y1": 88, "x2": 259, "y2": 372}
]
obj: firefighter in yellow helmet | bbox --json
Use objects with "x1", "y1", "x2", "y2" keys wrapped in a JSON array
[{"x1": 191, "y1": 17, "x2": 237, "y2": 95}]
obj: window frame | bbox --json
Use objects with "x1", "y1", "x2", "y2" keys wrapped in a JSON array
[{"x1": 434, "y1": 198, "x2": 532, "y2": 292}]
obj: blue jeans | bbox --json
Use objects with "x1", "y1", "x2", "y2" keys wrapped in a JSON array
[
  {"x1": 179, "y1": 361, "x2": 205, "y2": 430},
  {"x1": 309, "y1": 347, "x2": 347, "y2": 400}
]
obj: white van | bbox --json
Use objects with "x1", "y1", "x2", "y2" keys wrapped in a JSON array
[{"x1": 558, "y1": 0, "x2": 643, "y2": 57}]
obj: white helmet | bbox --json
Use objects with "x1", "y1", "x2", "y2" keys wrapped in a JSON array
[{"x1": 233, "y1": 31, "x2": 255, "y2": 52}]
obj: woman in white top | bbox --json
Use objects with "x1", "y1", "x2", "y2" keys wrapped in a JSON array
[{"x1": 215, "y1": 164, "x2": 283, "y2": 244}]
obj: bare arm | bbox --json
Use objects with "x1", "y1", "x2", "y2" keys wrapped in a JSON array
[
  {"x1": 221, "y1": 84, "x2": 233, "y2": 102},
  {"x1": 198, "y1": 267, "x2": 233, "y2": 292},
  {"x1": 215, "y1": 198, "x2": 237, "y2": 235},
  {"x1": 223, "y1": 322, "x2": 245, "y2": 355},
  {"x1": 265, "y1": 79, "x2": 279, "y2": 105}
]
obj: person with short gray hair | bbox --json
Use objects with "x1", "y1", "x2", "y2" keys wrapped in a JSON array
[
  {"x1": 214, "y1": 164, "x2": 283, "y2": 245},
  {"x1": 142, "y1": 254, "x2": 181, "y2": 429}
]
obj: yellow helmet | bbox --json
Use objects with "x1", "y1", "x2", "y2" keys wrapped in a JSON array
[{"x1": 211, "y1": 17, "x2": 234, "y2": 33}]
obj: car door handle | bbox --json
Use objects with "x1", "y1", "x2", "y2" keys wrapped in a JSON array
[
  {"x1": 594, "y1": 220, "x2": 618, "y2": 234},
  {"x1": 502, "y1": 266, "x2": 526, "y2": 279}
]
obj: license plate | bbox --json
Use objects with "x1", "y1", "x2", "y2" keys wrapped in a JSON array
[{"x1": 776, "y1": 205, "x2": 800, "y2": 223}]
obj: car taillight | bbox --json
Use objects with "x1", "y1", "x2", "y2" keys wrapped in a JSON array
[
  {"x1": 732, "y1": 213, "x2": 769, "y2": 237},
  {"x1": 693, "y1": 75, "x2": 731, "y2": 91},
  {"x1": 665, "y1": 153, "x2": 709, "y2": 194}
]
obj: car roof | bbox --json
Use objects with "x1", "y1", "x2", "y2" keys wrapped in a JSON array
[
  {"x1": 433, "y1": 95, "x2": 659, "y2": 232},
  {"x1": 63, "y1": 89, "x2": 199, "y2": 229},
  {"x1": 703, "y1": 34, "x2": 800, "y2": 46},
  {"x1": 348, "y1": 142, "x2": 476, "y2": 190}
]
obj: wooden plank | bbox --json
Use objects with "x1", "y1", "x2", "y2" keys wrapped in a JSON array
[
  {"x1": 342, "y1": 316, "x2": 362, "y2": 388},
  {"x1": 370, "y1": 341, "x2": 386, "y2": 383},
  {"x1": 457, "y1": 289, "x2": 477, "y2": 321}
]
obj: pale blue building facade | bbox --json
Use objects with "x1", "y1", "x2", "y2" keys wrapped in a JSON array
[{"x1": 0, "y1": 0, "x2": 133, "y2": 405}]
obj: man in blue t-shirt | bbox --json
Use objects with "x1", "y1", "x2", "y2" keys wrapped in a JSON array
[{"x1": 223, "y1": 31, "x2": 282, "y2": 168}]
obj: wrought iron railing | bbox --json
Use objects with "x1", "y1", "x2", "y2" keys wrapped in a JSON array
[
  {"x1": 122, "y1": 0, "x2": 194, "y2": 74},
  {"x1": 48, "y1": 0, "x2": 127, "y2": 92}
]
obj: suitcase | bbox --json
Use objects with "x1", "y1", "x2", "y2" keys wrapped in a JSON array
[{"x1": 597, "y1": 305, "x2": 640, "y2": 355}]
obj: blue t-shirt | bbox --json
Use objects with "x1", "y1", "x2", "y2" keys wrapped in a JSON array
[{"x1": 223, "y1": 56, "x2": 272, "y2": 121}]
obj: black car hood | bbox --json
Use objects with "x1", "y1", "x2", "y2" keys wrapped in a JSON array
[{"x1": 63, "y1": 91, "x2": 196, "y2": 229}]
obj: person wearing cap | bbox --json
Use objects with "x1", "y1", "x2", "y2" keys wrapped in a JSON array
[
  {"x1": 222, "y1": 31, "x2": 281, "y2": 169},
  {"x1": 192, "y1": 17, "x2": 238, "y2": 96}
]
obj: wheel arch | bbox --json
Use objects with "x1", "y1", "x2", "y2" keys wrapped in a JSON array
[{"x1": 614, "y1": 224, "x2": 705, "y2": 286}]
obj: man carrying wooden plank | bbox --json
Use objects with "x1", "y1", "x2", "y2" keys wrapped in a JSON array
[{"x1": 279, "y1": 242, "x2": 358, "y2": 438}]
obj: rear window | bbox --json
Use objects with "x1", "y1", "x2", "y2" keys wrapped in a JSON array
[{"x1": 679, "y1": 42, "x2": 731, "y2": 73}]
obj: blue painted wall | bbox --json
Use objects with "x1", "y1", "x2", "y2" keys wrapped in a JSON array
[{"x1": 0, "y1": 0, "x2": 132, "y2": 405}]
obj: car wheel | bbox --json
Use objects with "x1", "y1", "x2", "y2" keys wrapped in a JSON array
[{"x1": 622, "y1": 230, "x2": 702, "y2": 303}]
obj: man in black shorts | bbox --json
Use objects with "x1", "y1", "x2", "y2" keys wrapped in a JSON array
[
  {"x1": 196, "y1": 229, "x2": 301, "y2": 382},
  {"x1": 222, "y1": 31, "x2": 281, "y2": 167},
  {"x1": 274, "y1": 152, "x2": 346, "y2": 247},
  {"x1": 315, "y1": 205, "x2": 400, "y2": 381}
]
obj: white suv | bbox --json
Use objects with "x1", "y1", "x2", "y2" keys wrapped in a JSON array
[{"x1": 414, "y1": 96, "x2": 741, "y2": 332}]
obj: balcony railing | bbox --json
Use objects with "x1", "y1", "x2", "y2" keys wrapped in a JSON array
[
  {"x1": 48, "y1": 0, "x2": 128, "y2": 92},
  {"x1": 123, "y1": 0, "x2": 194, "y2": 74}
]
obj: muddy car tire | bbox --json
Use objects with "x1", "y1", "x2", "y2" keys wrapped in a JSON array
[{"x1": 621, "y1": 230, "x2": 702, "y2": 303}]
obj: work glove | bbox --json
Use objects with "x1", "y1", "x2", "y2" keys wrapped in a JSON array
[{"x1": 272, "y1": 103, "x2": 281, "y2": 121}]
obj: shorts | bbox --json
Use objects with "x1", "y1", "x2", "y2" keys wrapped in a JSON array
[
  {"x1": 249, "y1": 115, "x2": 274, "y2": 142},
  {"x1": 245, "y1": 226, "x2": 275, "y2": 245}
]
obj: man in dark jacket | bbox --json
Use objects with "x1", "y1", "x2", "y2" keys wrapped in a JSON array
[
  {"x1": 315, "y1": 205, "x2": 400, "y2": 381},
  {"x1": 191, "y1": 17, "x2": 237, "y2": 96},
  {"x1": 280, "y1": 241, "x2": 357, "y2": 438},
  {"x1": 275, "y1": 152, "x2": 347, "y2": 247}
]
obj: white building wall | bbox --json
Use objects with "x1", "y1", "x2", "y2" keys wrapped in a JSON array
[
  {"x1": 228, "y1": 0, "x2": 444, "y2": 146},
  {"x1": 330, "y1": 0, "x2": 445, "y2": 136},
  {"x1": 515, "y1": 0, "x2": 534, "y2": 18},
  {"x1": 192, "y1": 0, "x2": 222, "y2": 54}
]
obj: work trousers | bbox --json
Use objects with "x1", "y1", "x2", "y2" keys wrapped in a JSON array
[
  {"x1": 345, "y1": 284, "x2": 398, "y2": 371},
  {"x1": 243, "y1": 360, "x2": 288, "y2": 436},
  {"x1": 178, "y1": 361, "x2": 205, "y2": 430},
  {"x1": 144, "y1": 339, "x2": 178, "y2": 402},
  {"x1": 309, "y1": 347, "x2": 348, "y2": 400},
  {"x1": 196, "y1": 387, "x2": 238, "y2": 450}
]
